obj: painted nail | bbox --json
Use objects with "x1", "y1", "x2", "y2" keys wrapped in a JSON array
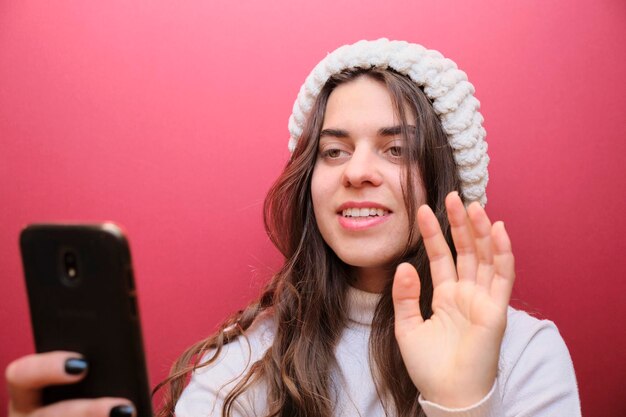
[
  {"x1": 64, "y1": 358, "x2": 88, "y2": 375},
  {"x1": 110, "y1": 404, "x2": 135, "y2": 417}
]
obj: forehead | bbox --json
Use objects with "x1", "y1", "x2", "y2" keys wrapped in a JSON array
[
  {"x1": 322, "y1": 75, "x2": 413, "y2": 129},
  {"x1": 323, "y1": 77, "x2": 394, "y2": 125}
]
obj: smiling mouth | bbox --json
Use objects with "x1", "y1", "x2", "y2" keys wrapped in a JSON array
[
  {"x1": 341, "y1": 208, "x2": 390, "y2": 218},
  {"x1": 336, "y1": 207, "x2": 392, "y2": 230}
]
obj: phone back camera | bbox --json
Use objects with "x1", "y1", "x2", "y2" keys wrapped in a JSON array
[{"x1": 62, "y1": 250, "x2": 80, "y2": 286}]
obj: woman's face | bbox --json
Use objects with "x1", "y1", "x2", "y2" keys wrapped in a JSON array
[{"x1": 311, "y1": 76, "x2": 426, "y2": 292}]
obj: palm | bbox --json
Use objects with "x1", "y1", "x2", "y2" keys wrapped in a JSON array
[{"x1": 392, "y1": 192, "x2": 515, "y2": 408}]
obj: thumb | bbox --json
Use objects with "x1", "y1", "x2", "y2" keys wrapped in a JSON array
[{"x1": 392, "y1": 262, "x2": 424, "y2": 338}]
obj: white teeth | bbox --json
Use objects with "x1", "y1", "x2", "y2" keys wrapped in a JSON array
[{"x1": 341, "y1": 208, "x2": 389, "y2": 218}]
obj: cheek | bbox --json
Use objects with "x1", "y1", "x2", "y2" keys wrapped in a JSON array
[
  {"x1": 407, "y1": 183, "x2": 428, "y2": 242},
  {"x1": 310, "y1": 168, "x2": 330, "y2": 232},
  {"x1": 393, "y1": 172, "x2": 426, "y2": 238},
  {"x1": 310, "y1": 166, "x2": 344, "y2": 248},
  {"x1": 311, "y1": 165, "x2": 334, "y2": 210},
  {"x1": 400, "y1": 168, "x2": 427, "y2": 207},
  {"x1": 310, "y1": 168, "x2": 323, "y2": 212}
]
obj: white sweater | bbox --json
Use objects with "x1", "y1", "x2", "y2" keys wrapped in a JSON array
[{"x1": 175, "y1": 287, "x2": 581, "y2": 417}]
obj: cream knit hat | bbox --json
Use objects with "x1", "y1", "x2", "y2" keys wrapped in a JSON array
[{"x1": 288, "y1": 38, "x2": 489, "y2": 206}]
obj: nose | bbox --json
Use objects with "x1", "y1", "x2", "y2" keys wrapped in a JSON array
[{"x1": 341, "y1": 146, "x2": 383, "y2": 188}]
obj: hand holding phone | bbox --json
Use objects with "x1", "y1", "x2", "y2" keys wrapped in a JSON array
[{"x1": 6, "y1": 351, "x2": 135, "y2": 417}]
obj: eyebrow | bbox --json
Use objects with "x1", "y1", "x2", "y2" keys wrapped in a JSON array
[
  {"x1": 379, "y1": 125, "x2": 417, "y2": 136},
  {"x1": 319, "y1": 125, "x2": 417, "y2": 138}
]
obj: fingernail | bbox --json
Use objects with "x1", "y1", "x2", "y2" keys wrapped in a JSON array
[
  {"x1": 110, "y1": 404, "x2": 135, "y2": 417},
  {"x1": 64, "y1": 358, "x2": 88, "y2": 375}
]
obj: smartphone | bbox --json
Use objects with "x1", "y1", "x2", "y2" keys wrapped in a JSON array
[{"x1": 19, "y1": 223, "x2": 153, "y2": 416}]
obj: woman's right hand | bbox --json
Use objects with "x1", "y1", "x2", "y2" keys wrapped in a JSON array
[{"x1": 6, "y1": 351, "x2": 135, "y2": 417}]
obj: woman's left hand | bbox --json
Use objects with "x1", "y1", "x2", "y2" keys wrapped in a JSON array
[{"x1": 392, "y1": 191, "x2": 515, "y2": 408}]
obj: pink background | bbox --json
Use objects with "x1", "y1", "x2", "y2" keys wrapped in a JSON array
[{"x1": 1, "y1": 1, "x2": 625, "y2": 415}]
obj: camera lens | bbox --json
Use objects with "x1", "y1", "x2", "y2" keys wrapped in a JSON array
[{"x1": 63, "y1": 250, "x2": 79, "y2": 282}]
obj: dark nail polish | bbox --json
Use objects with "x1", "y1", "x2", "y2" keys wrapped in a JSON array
[
  {"x1": 64, "y1": 358, "x2": 88, "y2": 375},
  {"x1": 110, "y1": 404, "x2": 135, "y2": 417}
]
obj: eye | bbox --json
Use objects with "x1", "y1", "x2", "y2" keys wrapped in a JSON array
[
  {"x1": 321, "y1": 148, "x2": 349, "y2": 159},
  {"x1": 387, "y1": 145, "x2": 404, "y2": 158}
]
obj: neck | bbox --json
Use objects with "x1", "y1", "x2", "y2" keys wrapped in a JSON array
[{"x1": 351, "y1": 266, "x2": 393, "y2": 293}]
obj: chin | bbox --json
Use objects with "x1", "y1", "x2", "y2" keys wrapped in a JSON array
[{"x1": 334, "y1": 250, "x2": 396, "y2": 270}]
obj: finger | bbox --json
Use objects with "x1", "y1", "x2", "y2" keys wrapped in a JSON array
[
  {"x1": 27, "y1": 398, "x2": 135, "y2": 417},
  {"x1": 392, "y1": 263, "x2": 424, "y2": 339},
  {"x1": 417, "y1": 204, "x2": 457, "y2": 286},
  {"x1": 6, "y1": 351, "x2": 87, "y2": 413},
  {"x1": 467, "y1": 202, "x2": 495, "y2": 290},
  {"x1": 445, "y1": 191, "x2": 478, "y2": 283},
  {"x1": 490, "y1": 221, "x2": 516, "y2": 308}
]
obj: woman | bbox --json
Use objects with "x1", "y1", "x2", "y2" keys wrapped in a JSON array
[{"x1": 6, "y1": 39, "x2": 581, "y2": 417}]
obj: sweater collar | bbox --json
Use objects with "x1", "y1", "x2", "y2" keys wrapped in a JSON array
[{"x1": 346, "y1": 285, "x2": 382, "y2": 326}]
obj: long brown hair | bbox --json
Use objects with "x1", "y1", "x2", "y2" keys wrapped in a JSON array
[{"x1": 154, "y1": 67, "x2": 461, "y2": 417}]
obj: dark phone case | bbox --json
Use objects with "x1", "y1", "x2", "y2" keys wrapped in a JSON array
[{"x1": 20, "y1": 223, "x2": 153, "y2": 417}]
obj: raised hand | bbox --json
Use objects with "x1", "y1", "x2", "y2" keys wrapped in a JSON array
[{"x1": 392, "y1": 191, "x2": 515, "y2": 408}]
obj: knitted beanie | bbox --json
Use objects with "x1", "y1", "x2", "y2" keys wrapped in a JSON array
[{"x1": 287, "y1": 38, "x2": 489, "y2": 206}]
